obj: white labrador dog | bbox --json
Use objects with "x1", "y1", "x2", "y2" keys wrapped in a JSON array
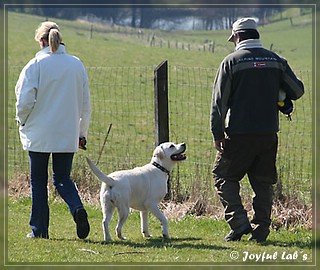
[{"x1": 86, "y1": 142, "x2": 186, "y2": 241}]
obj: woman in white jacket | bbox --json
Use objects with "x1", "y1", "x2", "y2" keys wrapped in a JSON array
[{"x1": 15, "y1": 21, "x2": 91, "y2": 239}]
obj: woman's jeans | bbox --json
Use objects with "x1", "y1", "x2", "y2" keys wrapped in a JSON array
[{"x1": 28, "y1": 151, "x2": 84, "y2": 238}]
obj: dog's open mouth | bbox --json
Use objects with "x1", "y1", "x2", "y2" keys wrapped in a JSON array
[{"x1": 171, "y1": 151, "x2": 187, "y2": 161}]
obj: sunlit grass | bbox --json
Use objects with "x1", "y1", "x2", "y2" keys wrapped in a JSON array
[{"x1": 6, "y1": 197, "x2": 313, "y2": 264}]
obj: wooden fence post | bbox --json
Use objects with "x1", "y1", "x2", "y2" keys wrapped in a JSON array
[
  {"x1": 154, "y1": 60, "x2": 169, "y2": 146},
  {"x1": 154, "y1": 60, "x2": 170, "y2": 199}
]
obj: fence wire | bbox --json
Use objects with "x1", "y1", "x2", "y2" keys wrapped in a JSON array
[{"x1": 7, "y1": 66, "x2": 313, "y2": 204}]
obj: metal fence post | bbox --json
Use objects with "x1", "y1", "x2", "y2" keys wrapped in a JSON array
[{"x1": 154, "y1": 60, "x2": 169, "y2": 146}]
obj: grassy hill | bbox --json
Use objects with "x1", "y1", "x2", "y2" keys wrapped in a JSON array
[
  {"x1": 7, "y1": 10, "x2": 313, "y2": 201},
  {"x1": 7, "y1": 10, "x2": 312, "y2": 69}
]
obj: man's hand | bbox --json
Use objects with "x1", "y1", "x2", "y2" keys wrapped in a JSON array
[
  {"x1": 278, "y1": 98, "x2": 294, "y2": 120},
  {"x1": 214, "y1": 139, "x2": 225, "y2": 153}
]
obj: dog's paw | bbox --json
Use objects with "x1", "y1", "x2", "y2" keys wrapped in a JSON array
[
  {"x1": 163, "y1": 234, "x2": 170, "y2": 239},
  {"x1": 117, "y1": 234, "x2": 127, "y2": 240},
  {"x1": 101, "y1": 240, "x2": 111, "y2": 245},
  {"x1": 103, "y1": 237, "x2": 112, "y2": 242},
  {"x1": 142, "y1": 232, "x2": 152, "y2": 238}
]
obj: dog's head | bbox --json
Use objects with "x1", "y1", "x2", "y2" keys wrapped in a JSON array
[{"x1": 152, "y1": 142, "x2": 187, "y2": 172}]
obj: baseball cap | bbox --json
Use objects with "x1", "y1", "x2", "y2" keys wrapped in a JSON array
[{"x1": 228, "y1": 17, "x2": 258, "y2": 42}]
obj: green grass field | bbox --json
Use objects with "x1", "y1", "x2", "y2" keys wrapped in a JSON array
[
  {"x1": 6, "y1": 197, "x2": 314, "y2": 265},
  {"x1": 7, "y1": 9, "x2": 312, "y2": 69},
  {"x1": 4, "y1": 8, "x2": 316, "y2": 268}
]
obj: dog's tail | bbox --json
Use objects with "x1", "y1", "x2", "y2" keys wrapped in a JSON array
[{"x1": 86, "y1": 157, "x2": 115, "y2": 187}]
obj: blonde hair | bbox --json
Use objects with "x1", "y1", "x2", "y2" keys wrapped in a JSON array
[{"x1": 35, "y1": 21, "x2": 62, "y2": 53}]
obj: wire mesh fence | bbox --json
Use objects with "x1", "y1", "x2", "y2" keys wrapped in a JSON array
[{"x1": 7, "y1": 65, "x2": 313, "y2": 205}]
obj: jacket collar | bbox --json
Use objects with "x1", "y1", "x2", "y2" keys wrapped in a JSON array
[
  {"x1": 36, "y1": 44, "x2": 66, "y2": 57},
  {"x1": 235, "y1": 39, "x2": 263, "y2": 51}
]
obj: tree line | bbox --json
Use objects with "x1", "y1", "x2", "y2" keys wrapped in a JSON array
[{"x1": 9, "y1": 6, "x2": 310, "y2": 30}]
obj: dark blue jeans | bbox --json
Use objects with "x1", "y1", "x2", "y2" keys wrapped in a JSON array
[{"x1": 28, "y1": 152, "x2": 84, "y2": 238}]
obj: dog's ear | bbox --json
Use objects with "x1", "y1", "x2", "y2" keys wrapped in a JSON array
[{"x1": 153, "y1": 146, "x2": 164, "y2": 159}]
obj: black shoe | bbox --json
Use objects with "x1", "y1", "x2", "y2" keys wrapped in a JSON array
[
  {"x1": 248, "y1": 235, "x2": 267, "y2": 243},
  {"x1": 74, "y1": 208, "x2": 90, "y2": 239},
  {"x1": 248, "y1": 225, "x2": 269, "y2": 243},
  {"x1": 224, "y1": 224, "x2": 252, "y2": 242},
  {"x1": 26, "y1": 232, "x2": 49, "y2": 239}
]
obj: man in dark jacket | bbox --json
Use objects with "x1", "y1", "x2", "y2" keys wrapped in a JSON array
[{"x1": 210, "y1": 17, "x2": 304, "y2": 243}]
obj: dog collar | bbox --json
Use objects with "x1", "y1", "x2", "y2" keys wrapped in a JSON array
[{"x1": 152, "y1": 162, "x2": 170, "y2": 175}]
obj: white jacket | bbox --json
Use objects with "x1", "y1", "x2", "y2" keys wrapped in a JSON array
[{"x1": 15, "y1": 45, "x2": 91, "y2": 152}]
